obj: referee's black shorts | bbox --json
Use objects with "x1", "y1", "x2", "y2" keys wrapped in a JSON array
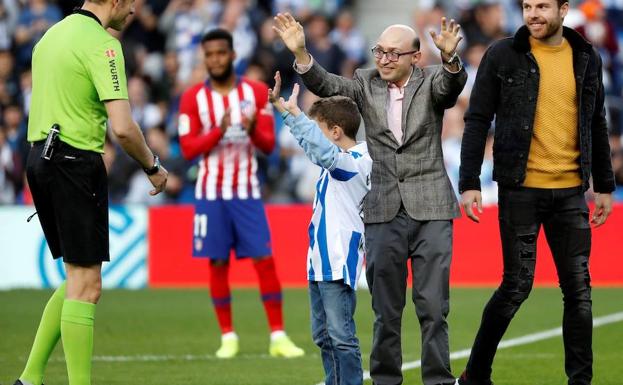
[{"x1": 27, "y1": 140, "x2": 110, "y2": 265}]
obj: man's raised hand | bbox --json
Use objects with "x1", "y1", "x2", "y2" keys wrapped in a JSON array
[
  {"x1": 430, "y1": 17, "x2": 463, "y2": 59},
  {"x1": 273, "y1": 13, "x2": 310, "y2": 64}
]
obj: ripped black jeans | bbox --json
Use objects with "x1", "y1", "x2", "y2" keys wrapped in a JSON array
[{"x1": 465, "y1": 186, "x2": 593, "y2": 385}]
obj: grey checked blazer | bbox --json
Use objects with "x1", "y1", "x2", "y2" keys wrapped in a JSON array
[{"x1": 300, "y1": 62, "x2": 467, "y2": 223}]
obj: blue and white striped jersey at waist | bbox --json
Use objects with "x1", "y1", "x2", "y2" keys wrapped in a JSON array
[{"x1": 282, "y1": 112, "x2": 372, "y2": 288}]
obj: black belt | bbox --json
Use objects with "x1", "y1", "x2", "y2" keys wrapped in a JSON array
[{"x1": 31, "y1": 140, "x2": 94, "y2": 156}]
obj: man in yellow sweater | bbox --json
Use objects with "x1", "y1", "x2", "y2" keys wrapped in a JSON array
[{"x1": 458, "y1": 0, "x2": 615, "y2": 384}]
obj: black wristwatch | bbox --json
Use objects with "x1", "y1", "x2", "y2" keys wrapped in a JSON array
[{"x1": 143, "y1": 155, "x2": 161, "y2": 175}]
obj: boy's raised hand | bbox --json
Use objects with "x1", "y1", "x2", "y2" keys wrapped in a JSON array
[
  {"x1": 269, "y1": 71, "x2": 302, "y2": 117},
  {"x1": 268, "y1": 71, "x2": 284, "y2": 111}
]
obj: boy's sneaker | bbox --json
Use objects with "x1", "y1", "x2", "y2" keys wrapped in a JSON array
[
  {"x1": 215, "y1": 332, "x2": 239, "y2": 359},
  {"x1": 269, "y1": 334, "x2": 304, "y2": 358}
]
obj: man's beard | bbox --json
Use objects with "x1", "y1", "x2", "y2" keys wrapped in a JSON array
[
  {"x1": 529, "y1": 18, "x2": 563, "y2": 40},
  {"x1": 209, "y1": 65, "x2": 234, "y2": 82}
]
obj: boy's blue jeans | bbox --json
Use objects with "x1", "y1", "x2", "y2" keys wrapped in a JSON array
[{"x1": 309, "y1": 280, "x2": 363, "y2": 385}]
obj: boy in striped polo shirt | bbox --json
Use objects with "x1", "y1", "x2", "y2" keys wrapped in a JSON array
[{"x1": 270, "y1": 72, "x2": 372, "y2": 385}]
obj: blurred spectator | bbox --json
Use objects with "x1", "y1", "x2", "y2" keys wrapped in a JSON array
[
  {"x1": 576, "y1": 0, "x2": 619, "y2": 83},
  {"x1": 277, "y1": 122, "x2": 318, "y2": 202},
  {"x1": 128, "y1": 75, "x2": 163, "y2": 131},
  {"x1": 0, "y1": 0, "x2": 19, "y2": 51},
  {"x1": 154, "y1": 50, "x2": 185, "y2": 137},
  {"x1": 576, "y1": 0, "x2": 622, "y2": 141},
  {"x1": 330, "y1": 8, "x2": 367, "y2": 77},
  {"x1": 153, "y1": 50, "x2": 182, "y2": 101},
  {"x1": 2, "y1": 103, "x2": 25, "y2": 149},
  {"x1": 252, "y1": 18, "x2": 297, "y2": 92},
  {"x1": 19, "y1": 67, "x2": 31, "y2": 115},
  {"x1": 2, "y1": 102, "x2": 28, "y2": 175},
  {"x1": 442, "y1": 104, "x2": 496, "y2": 204},
  {"x1": 459, "y1": 42, "x2": 487, "y2": 103},
  {"x1": 442, "y1": 104, "x2": 465, "y2": 197},
  {"x1": 305, "y1": 13, "x2": 347, "y2": 76},
  {"x1": 121, "y1": 0, "x2": 168, "y2": 78},
  {"x1": 612, "y1": 147, "x2": 623, "y2": 200},
  {"x1": 413, "y1": 2, "x2": 449, "y2": 66},
  {"x1": 0, "y1": 123, "x2": 21, "y2": 203},
  {"x1": 0, "y1": 0, "x2": 621, "y2": 206},
  {"x1": 0, "y1": 49, "x2": 20, "y2": 107},
  {"x1": 14, "y1": 0, "x2": 62, "y2": 69},
  {"x1": 275, "y1": 88, "x2": 322, "y2": 202},
  {"x1": 272, "y1": 0, "x2": 349, "y2": 20},
  {"x1": 272, "y1": 0, "x2": 310, "y2": 19},
  {"x1": 123, "y1": 0, "x2": 167, "y2": 53},
  {"x1": 158, "y1": 0, "x2": 221, "y2": 84},
  {"x1": 461, "y1": 0, "x2": 510, "y2": 47},
  {"x1": 244, "y1": 61, "x2": 269, "y2": 83},
  {"x1": 219, "y1": 0, "x2": 258, "y2": 74}
]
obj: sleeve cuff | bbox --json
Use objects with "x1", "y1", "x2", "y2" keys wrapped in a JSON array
[
  {"x1": 593, "y1": 179, "x2": 616, "y2": 194},
  {"x1": 442, "y1": 58, "x2": 464, "y2": 74},
  {"x1": 293, "y1": 54, "x2": 314, "y2": 74},
  {"x1": 458, "y1": 178, "x2": 481, "y2": 194}
]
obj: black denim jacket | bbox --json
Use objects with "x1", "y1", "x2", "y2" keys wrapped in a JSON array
[{"x1": 459, "y1": 26, "x2": 615, "y2": 194}]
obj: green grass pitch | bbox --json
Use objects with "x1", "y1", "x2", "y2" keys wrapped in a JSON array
[{"x1": 1, "y1": 288, "x2": 621, "y2": 385}]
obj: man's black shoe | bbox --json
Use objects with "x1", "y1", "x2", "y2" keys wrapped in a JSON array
[
  {"x1": 458, "y1": 371, "x2": 493, "y2": 385},
  {"x1": 13, "y1": 380, "x2": 44, "y2": 385}
]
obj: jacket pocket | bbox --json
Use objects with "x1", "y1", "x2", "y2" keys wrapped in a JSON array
[
  {"x1": 496, "y1": 68, "x2": 527, "y2": 108},
  {"x1": 418, "y1": 157, "x2": 455, "y2": 205}
]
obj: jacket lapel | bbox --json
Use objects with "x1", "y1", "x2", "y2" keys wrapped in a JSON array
[
  {"x1": 371, "y1": 76, "x2": 400, "y2": 148},
  {"x1": 401, "y1": 66, "x2": 424, "y2": 144}
]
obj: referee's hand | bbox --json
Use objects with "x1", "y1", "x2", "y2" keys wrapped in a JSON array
[{"x1": 148, "y1": 166, "x2": 168, "y2": 196}]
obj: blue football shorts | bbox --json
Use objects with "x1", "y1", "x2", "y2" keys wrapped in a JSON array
[{"x1": 192, "y1": 198, "x2": 272, "y2": 260}]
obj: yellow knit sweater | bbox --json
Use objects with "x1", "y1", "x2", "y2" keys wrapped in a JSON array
[{"x1": 523, "y1": 37, "x2": 582, "y2": 188}]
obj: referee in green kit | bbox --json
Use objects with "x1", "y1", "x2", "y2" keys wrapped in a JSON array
[{"x1": 14, "y1": 1, "x2": 168, "y2": 385}]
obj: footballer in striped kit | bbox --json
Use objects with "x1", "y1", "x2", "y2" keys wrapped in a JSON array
[{"x1": 178, "y1": 28, "x2": 304, "y2": 359}]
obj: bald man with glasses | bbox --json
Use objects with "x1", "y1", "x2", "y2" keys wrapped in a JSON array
[{"x1": 274, "y1": 14, "x2": 466, "y2": 385}]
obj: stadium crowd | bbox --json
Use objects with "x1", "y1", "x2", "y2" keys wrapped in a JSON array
[{"x1": 0, "y1": 0, "x2": 622, "y2": 205}]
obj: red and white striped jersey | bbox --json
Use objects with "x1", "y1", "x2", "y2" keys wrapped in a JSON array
[{"x1": 178, "y1": 77, "x2": 275, "y2": 201}]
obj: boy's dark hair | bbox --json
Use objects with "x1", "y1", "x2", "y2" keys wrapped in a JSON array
[
  {"x1": 201, "y1": 28, "x2": 234, "y2": 49},
  {"x1": 309, "y1": 96, "x2": 360, "y2": 140}
]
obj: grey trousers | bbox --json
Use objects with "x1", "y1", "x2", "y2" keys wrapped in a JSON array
[{"x1": 365, "y1": 207, "x2": 454, "y2": 385}]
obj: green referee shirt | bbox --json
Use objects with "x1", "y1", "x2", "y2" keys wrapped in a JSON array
[{"x1": 27, "y1": 12, "x2": 128, "y2": 153}]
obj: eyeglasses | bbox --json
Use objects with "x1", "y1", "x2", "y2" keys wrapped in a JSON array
[{"x1": 371, "y1": 46, "x2": 419, "y2": 62}]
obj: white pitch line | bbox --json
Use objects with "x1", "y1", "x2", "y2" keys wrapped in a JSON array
[
  {"x1": 315, "y1": 311, "x2": 623, "y2": 385},
  {"x1": 49, "y1": 353, "x2": 319, "y2": 363}
]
